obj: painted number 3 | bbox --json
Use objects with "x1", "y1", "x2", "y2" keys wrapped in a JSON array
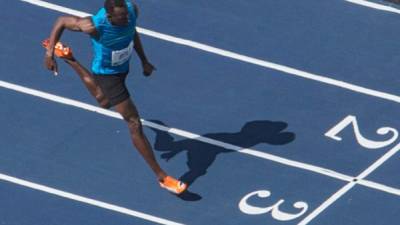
[
  {"x1": 325, "y1": 115, "x2": 398, "y2": 149},
  {"x1": 239, "y1": 190, "x2": 308, "y2": 221}
]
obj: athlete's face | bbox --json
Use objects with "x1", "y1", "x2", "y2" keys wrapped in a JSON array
[{"x1": 108, "y1": 6, "x2": 129, "y2": 26}]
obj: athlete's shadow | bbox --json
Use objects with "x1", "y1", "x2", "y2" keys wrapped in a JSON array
[{"x1": 149, "y1": 120, "x2": 295, "y2": 201}]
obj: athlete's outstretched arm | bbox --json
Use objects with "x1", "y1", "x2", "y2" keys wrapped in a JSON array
[
  {"x1": 131, "y1": 4, "x2": 156, "y2": 76},
  {"x1": 44, "y1": 16, "x2": 97, "y2": 74},
  {"x1": 133, "y1": 32, "x2": 156, "y2": 76}
]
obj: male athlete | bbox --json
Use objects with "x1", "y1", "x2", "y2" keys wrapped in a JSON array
[{"x1": 43, "y1": 0, "x2": 187, "y2": 194}]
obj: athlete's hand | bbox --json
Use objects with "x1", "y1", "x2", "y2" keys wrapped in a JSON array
[
  {"x1": 44, "y1": 54, "x2": 59, "y2": 76},
  {"x1": 142, "y1": 61, "x2": 156, "y2": 77}
]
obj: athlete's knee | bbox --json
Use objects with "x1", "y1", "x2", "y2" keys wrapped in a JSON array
[
  {"x1": 98, "y1": 100, "x2": 111, "y2": 109},
  {"x1": 95, "y1": 93, "x2": 111, "y2": 109},
  {"x1": 125, "y1": 115, "x2": 142, "y2": 133}
]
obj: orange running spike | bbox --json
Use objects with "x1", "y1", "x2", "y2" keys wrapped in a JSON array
[
  {"x1": 159, "y1": 176, "x2": 187, "y2": 195},
  {"x1": 42, "y1": 38, "x2": 73, "y2": 59}
]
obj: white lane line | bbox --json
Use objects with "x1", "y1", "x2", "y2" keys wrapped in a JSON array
[
  {"x1": 345, "y1": 0, "x2": 400, "y2": 15},
  {"x1": 19, "y1": 1, "x2": 400, "y2": 224},
  {"x1": 297, "y1": 143, "x2": 400, "y2": 224},
  {"x1": 19, "y1": 0, "x2": 400, "y2": 105},
  {"x1": 20, "y1": 0, "x2": 90, "y2": 17},
  {"x1": 297, "y1": 182, "x2": 356, "y2": 225},
  {"x1": 359, "y1": 179, "x2": 400, "y2": 196},
  {"x1": 0, "y1": 173, "x2": 184, "y2": 225},
  {"x1": 0, "y1": 80, "x2": 353, "y2": 183},
  {"x1": 356, "y1": 142, "x2": 400, "y2": 179},
  {"x1": 3, "y1": 80, "x2": 400, "y2": 199}
]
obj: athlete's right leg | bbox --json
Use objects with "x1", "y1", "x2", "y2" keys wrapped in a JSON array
[{"x1": 63, "y1": 58, "x2": 111, "y2": 109}]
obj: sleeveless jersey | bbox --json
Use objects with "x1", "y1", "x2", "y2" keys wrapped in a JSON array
[{"x1": 91, "y1": 1, "x2": 136, "y2": 75}]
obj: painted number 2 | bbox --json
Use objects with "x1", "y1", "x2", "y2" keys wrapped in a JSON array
[{"x1": 325, "y1": 115, "x2": 398, "y2": 149}]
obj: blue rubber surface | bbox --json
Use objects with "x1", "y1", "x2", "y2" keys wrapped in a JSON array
[{"x1": 2, "y1": 0, "x2": 400, "y2": 224}]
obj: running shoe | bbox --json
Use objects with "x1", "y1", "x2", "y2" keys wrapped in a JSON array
[
  {"x1": 42, "y1": 38, "x2": 73, "y2": 59},
  {"x1": 159, "y1": 176, "x2": 187, "y2": 195}
]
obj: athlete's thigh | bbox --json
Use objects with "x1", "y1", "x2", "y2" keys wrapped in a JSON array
[{"x1": 114, "y1": 98, "x2": 140, "y2": 120}]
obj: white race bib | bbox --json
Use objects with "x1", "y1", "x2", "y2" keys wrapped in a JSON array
[{"x1": 111, "y1": 41, "x2": 134, "y2": 66}]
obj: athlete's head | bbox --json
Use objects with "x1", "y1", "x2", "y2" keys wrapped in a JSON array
[{"x1": 104, "y1": 0, "x2": 129, "y2": 26}]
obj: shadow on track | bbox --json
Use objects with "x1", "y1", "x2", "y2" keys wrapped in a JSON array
[{"x1": 149, "y1": 120, "x2": 295, "y2": 201}]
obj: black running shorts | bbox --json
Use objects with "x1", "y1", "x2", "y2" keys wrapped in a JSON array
[{"x1": 93, "y1": 72, "x2": 130, "y2": 107}]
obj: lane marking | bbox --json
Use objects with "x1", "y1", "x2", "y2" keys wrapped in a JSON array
[
  {"x1": 0, "y1": 173, "x2": 184, "y2": 225},
  {"x1": 298, "y1": 143, "x2": 400, "y2": 224},
  {"x1": 297, "y1": 182, "x2": 356, "y2": 225},
  {"x1": 21, "y1": 0, "x2": 90, "y2": 17},
  {"x1": 359, "y1": 179, "x2": 400, "y2": 196},
  {"x1": 2, "y1": 80, "x2": 400, "y2": 199},
  {"x1": 0, "y1": 80, "x2": 352, "y2": 182},
  {"x1": 11, "y1": 2, "x2": 400, "y2": 222},
  {"x1": 345, "y1": 0, "x2": 400, "y2": 14},
  {"x1": 357, "y1": 142, "x2": 400, "y2": 179},
  {"x1": 18, "y1": 0, "x2": 400, "y2": 105}
]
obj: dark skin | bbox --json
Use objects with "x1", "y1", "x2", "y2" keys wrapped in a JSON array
[
  {"x1": 45, "y1": 6, "x2": 155, "y2": 76},
  {"x1": 44, "y1": 3, "x2": 167, "y2": 181}
]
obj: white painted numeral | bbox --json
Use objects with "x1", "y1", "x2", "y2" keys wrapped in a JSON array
[
  {"x1": 239, "y1": 190, "x2": 308, "y2": 221},
  {"x1": 325, "y1": 115, "x2": 398, "y2": 149}
]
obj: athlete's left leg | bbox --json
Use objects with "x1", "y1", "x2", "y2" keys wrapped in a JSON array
[
  {"x1": 114, "y1": 98, "x2": 167, "y2": 179},
  {"x1": 42, "y1": 39, "x2": 110, "y2": 108}
]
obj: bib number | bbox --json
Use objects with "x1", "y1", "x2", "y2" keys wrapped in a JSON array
[{"x1": 111, "y1": 41, "x2": 134, "y2": 66}]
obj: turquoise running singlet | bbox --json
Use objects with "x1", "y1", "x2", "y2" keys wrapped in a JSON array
[{"x1": 90, "y1": 0, "x2": 137, "y2": 75}]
